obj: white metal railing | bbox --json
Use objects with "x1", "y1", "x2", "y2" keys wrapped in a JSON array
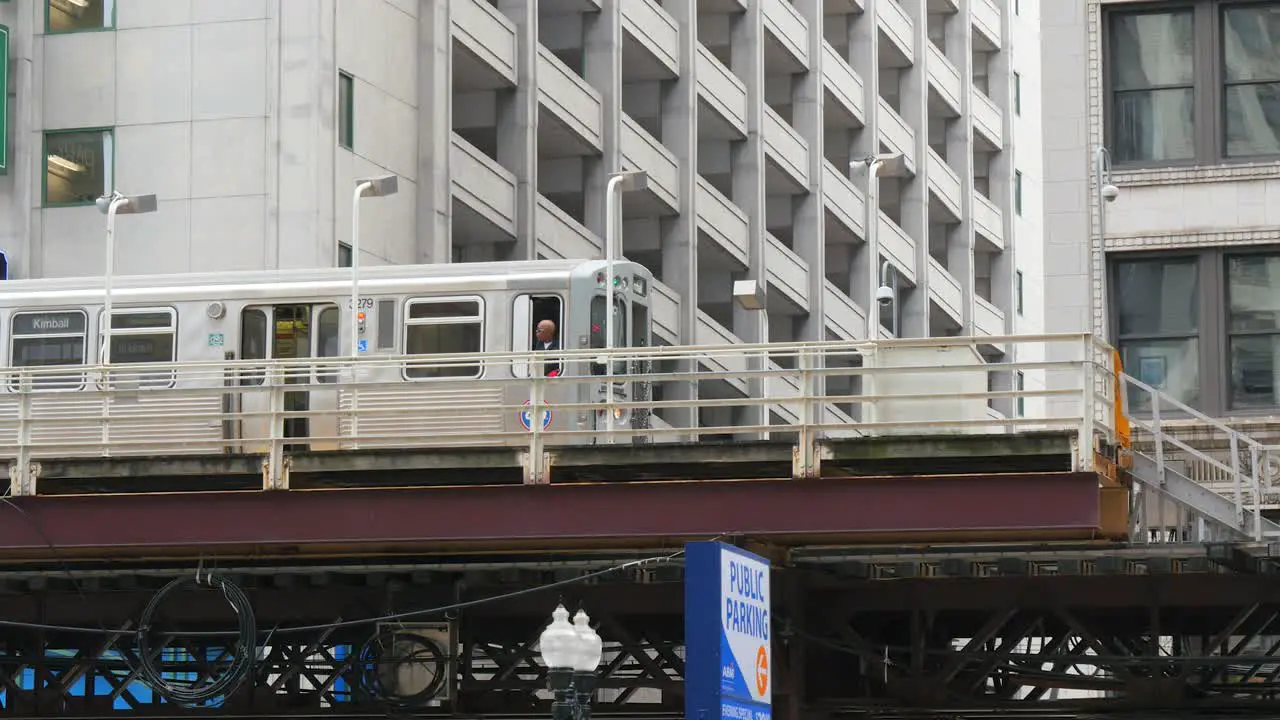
[
  {"x1": 1121, "y1": 374, "x2": 1280, "y2": 543},
  {"x1": 2, "y1": 334, "x2": 1118, "y2": 493}
]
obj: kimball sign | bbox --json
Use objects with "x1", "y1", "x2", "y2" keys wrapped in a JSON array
[{"x1": 684, "y1": 541, "x2": 772, "y2": 720}]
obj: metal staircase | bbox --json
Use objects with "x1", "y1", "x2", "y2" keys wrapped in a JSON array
[{"x1": 1120, "y1": 373, "x2": 1280, "y2": 544}]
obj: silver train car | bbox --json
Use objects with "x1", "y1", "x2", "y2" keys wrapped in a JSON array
[{"x1": 0, "y1": 259, "x2": 655, "y2": 457}]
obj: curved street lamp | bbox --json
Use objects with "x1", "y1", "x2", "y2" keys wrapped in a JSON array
[{"x1": 538, "y1": 604, "x2": 604, "y2": 720}]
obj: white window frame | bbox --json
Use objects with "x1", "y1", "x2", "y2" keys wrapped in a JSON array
[
  {"x1": 8, "y1": 308, "x2": 90, "y2": 392},
  {"x1": 97, "y1": 306, "x2": 179, "y2": 390},
  {"x1": 401, "y1": 295, "x2": 485, "y2": 381}
]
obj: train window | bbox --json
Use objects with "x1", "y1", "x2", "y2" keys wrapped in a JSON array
[
  {"x1": 101, "y1": 308, "x2": 177, "y2": 389},
  {"x1": 9, "y1": 310, "x2": 88, "y2": 389},
  {"x1": 316, "y1": 307, "x2": 340, "y2": 384},
  {"x1": 239, "y1": 309, "x2": 268, "y2": 387},
  {"x1": 376, "y1": 299, "x2": 396, "y2": 351},
  {"x1": 403, "y1": 297, "x2": 483, "y2": 380}
]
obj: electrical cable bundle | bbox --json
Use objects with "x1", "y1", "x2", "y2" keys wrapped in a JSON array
[
  {"x1": 135, "y1": 573, "x2": 257, "y2": 708},
  {"x1": 355, "y1": 625, "x2": 449, "y2": 709}
]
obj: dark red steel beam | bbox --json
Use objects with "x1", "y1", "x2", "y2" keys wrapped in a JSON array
[
  {"x1": 807, "y1": 574, "x2": 1280, "y2": 611},
  {"x1": 0, "y1": 582, "x2": 682, "y2": 629},
  {"x1": 0, "y1": 473, "x2": 1101, "y2": 560}
]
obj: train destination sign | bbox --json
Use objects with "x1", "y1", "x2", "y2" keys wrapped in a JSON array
[
  {"x1": 685, "y1": 541, "x2": 772, "y2": 720},
  {"x1": 13, "y1": 311, "x2": 86, "y2": 335}
]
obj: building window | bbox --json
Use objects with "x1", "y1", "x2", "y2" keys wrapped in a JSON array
[
  {"x1": 1015, "y1": 270, "x2": 1024, "y2": 316},
  {"x1": 1014, "y1": 72, "x2": 1021, "y2": 115},
  {"x1": 1105, "y1": 0, "x2": 1280, "y2": 167},
  {"x1": 1225, "y1": 254, "x2": 1280, "y2": 409},
  {"x1": 1222, "y1": 4, "x2": 1280, "y2": 158},
  {"x1": 1111, "y1": 247, "x2": 1280, "y2": 416},
  {"x1": 338, "y1": 71, "x2": 354, "y2": 150},
  {"x1": 1014, "y1": 170, "x2": 1023, "y2": 215},
  {"x1": 1015, "y1": 371, "x2": 1026, "y2": 418},
  {"x1": 47, "y1": 0, "x2": 113, "y2": 33},
  {"x1": 44, "y1": 129, "x2": 112, "y2": 207},
  {"x1": 1114, "y1": 256, "x2": 1200, "y2": 411},
  {"x1": 337, "y1": 242, "x2": 352, "y2": 268}
]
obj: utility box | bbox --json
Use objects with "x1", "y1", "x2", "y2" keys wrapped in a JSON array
[{"x1": 862, "y1": 344, "x2": 990, "y2": 435}]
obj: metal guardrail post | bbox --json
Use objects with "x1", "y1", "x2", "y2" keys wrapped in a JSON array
[
  {"x1": 99, "y1": 367, "x2": 111, "y2": 458},
  {"x1": 793, "y1": 348, "x2": 814, "y2": 479},
  {"x1": 349, "y1": 362, "x2": 361, "y2": 451},
  {"x1": 11, "y1": 374, "x2": 32, "y2": 497},
  {"x1": 1078, "y1": 336, "x2": 1096, "y2": 472},
  {"x1": 525, "y1": 376, "x2": 548, "y2": 485},
  {"x1": 1230, "y1": 433, "x2": 1243, "y2": 527},
  {"x1": 1251, "y1": 444, "x2": 1264, "y2": 542},
  {"x1": 264, "y1": 367, "x2": 286, "y2": 491}
]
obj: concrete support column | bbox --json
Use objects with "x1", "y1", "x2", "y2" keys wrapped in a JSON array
[
  {"x1": 899, "y1": 2, "x2": 931, "y2": 339},
  {"x1": 989, "y1": 2, "x2": 1018, "y2": 417},
  {"x1": 659, "y1": 0, "x2": 700, "y2": 433},
  {"x1": 945, "y1": 0, "x2": 976, "y2": 335},
  {"x1": 583, "y1": 2, "x2": 623, "y2": 243},
  {"x1": 496, "y1": 1, "x2": 539, "y2": 260},
  {"x1": 988, "y1": 8, "x2": 1017, "y2": 331},
  {"x1": 848, "y1": 2, "x2": 878, "y2": 335},
  {"x1": 275, "y1": 0, "x2": 337, "y2": 269},
  {"x1": 730, "y1": 2, "x2": 769, "y2": 432},
  {"x1": 793, "y1": 0, "x2": 825, "y2": 346},
  {"x1": 416, "y1": 0, "x2": 453, "y2": 264},
  {"x1": 793, "y1": 0, "x2": 827, "y2": 420}
]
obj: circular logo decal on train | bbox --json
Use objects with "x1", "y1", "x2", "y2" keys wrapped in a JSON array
[{"x1": 519, "y1": 400, "x2": 553, "y2": 431}]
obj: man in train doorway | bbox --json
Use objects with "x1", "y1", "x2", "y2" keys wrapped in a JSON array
[{"x1": 535, "y1": 319, "x2": 561, "y2": 377}]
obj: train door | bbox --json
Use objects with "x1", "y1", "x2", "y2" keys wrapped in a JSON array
[
  {"x1": 628, "y1": 279, "x2": 652, "y2": 443},
  {"x1": 512, "y1": 294, "x2": 565, "y2": 435},
  {"x1": 511, "y1": 294, "x2": 564, "y2": 379},
  {"x1": 237, "y1": 304, "x2": 341, "y2": 453},
  {"x1": 590, "y1": 292, "x2": 629, "y2": 435}
]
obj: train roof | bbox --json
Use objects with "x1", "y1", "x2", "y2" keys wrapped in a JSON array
[{"x1": 0, "y1": 258, "x2": 648, "y2": 304}]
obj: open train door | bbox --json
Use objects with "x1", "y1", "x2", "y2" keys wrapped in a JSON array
[{"x1": 236, "y1": 304, "x2": 340, "y2": 453}]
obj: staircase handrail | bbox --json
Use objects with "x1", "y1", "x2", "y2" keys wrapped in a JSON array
[{"x1": 1121, "y1": 373, "x2": 1271, "y2": 541}]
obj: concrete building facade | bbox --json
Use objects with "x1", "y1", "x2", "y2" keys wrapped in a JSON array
[
  {"x1": 1043, "y1": 0, "x2": 1280, "y2": 427},
  {"x1": 1, "y1": 0, "x2": 1042, "y2": 421}
]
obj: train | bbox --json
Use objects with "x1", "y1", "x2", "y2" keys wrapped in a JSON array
[{"x1": 0, "y1": 259, "x2": 657, "y2": 457}]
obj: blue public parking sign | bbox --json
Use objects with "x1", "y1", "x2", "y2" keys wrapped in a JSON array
[{"x1": 685, "y1": 541, "x2": 772, "y2": 720}]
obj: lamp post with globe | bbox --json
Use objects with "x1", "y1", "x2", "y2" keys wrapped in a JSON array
[{"x1": 538, "y1": 604, "x2": 604, "y2": 720}]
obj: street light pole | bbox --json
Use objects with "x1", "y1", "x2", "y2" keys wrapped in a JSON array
[
  {"x1": 602, "y1": 170, "x2": 648, "y2": 442},
  {"x1": 349, "y1": 175, "x2": 399, "y2": 358},
  {"x1": 880, "y1": 260, "x2": 899, "y2": 337},
  {"x1": 852, "y1": 153, "x2": 902, "y2": 339},
  {"x1": 538, "y1": 604, "x2": 604, "y2": 720},
  {"x1": 95, "y1": 191, "x2": 158, "y2": 365},
  {"x1": 1091, "y1": 147, "x2": 1119, "y2": 341}
]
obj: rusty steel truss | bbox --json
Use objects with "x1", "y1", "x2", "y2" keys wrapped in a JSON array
[
  {"x1": 0, "y1": 563, "x2": 1279, "y2": 717},
  {"x1": 0, "y1": 570, "x2": 684, "y2": 718},
  {"x1": 801, "y1": 573, "x2": 1280, "y2": 713}
]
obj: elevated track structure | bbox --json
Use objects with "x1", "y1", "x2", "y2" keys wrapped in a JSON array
[{"x1": 0, "y1": 334, "x2": 1274, "y2": 717}]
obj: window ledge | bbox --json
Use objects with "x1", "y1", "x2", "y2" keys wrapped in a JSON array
[
  {"x1": 42, "y1": 202, "x2": 98, "y2": 209},
  {"x1": 1113, "y1": 161, "x2": 1280, "y2": 188},
  {"x1": 44, "y1": 27, "x2": 115, "y2": 36}
]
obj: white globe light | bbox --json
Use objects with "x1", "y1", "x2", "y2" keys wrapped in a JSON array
[
  {"x1": 572, "y1": 610, "x2": 603, "y2": 672},
  {"x1": 539, "y1": 604, "x2": 581, "y2": 670}
]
